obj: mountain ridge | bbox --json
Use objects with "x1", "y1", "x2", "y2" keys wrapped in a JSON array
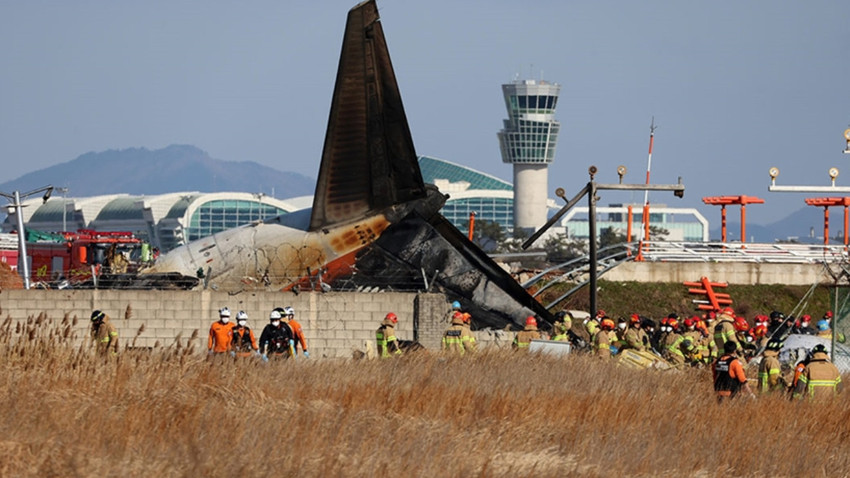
[{"x1": 0, "y1": 145, "x2": 316, "y2": 199}]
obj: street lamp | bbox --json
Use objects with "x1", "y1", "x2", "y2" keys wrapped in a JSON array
[
  {"x1": 0, "y1": 185, "x2": 54, "y2": 289},
  {"x1": 54, "y1": 187, "x2": 69, "y2": 232}
]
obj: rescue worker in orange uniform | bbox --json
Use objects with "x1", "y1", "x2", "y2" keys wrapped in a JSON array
[
  {"x1": 442, "y1": 311, "x2": 476, "y2": 355},
  {"x1": 90, "y1": 310, "x2": 119, "y2": 356},
  {"x1": 279, "y1": 306, "x2": 309, "y2": 358},
  {"x1": 758, "y1": 339, "x2": 784, "y2": 394},
  {"x1": 513, "y1": 316, "x2": 542, "y2": 350},
  {"x1": 208, "y1": 307, "x2": 235, "y2": 355},
  {"x1": 712, "y1": 341, "x2": 753, "y2": 402},
  {"x1": 376, "y1": 312, "x2": 403, "y2": 358},
  {"x1": 593, "y1": 317, "x2": 616, "y2": 359},
  {"x1": 794, "y1": 344, "x2": 843, "y2": 401},
  {"x1": 230, "y1": 311, "x2": 259, "y2": 358}
]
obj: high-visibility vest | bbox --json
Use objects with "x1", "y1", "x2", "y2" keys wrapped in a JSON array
[{"x1": 376, "y1": 325, "x2": 402, "y2": 358}]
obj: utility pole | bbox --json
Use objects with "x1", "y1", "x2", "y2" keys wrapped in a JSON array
[
  {"x1": 0, "y1": 186, "x2": 54, "y2": 289},
  {"x1": 55, "y1": 187, "x2": 69, "y2": 232},
  {"x1": 524, "y1": 166, "x2": 685, "y2": 317}
]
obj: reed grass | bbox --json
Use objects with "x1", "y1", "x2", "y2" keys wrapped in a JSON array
[{"x1": 1, "y1": 315, "x2": 848, "y2": 477}]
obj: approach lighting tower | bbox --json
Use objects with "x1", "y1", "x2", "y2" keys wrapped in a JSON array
[
  {"x1": 803, "y1": 197, "x2": 850, "y2": 246},
  {"x1": 702, "y1": 195, "x2": 765, "y2": 244},
  {"x1": 498, "y1": 78, "x2": 561, "y2": 235}
]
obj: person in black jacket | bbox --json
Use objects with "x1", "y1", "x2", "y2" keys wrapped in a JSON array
[{"x1": 259, "y1": 309, "x2": 295, "y2": 360}]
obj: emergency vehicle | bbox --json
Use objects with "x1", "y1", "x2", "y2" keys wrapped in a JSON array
[{"x1": 27, "y1": 229, "x2": 150, "y2": 286}]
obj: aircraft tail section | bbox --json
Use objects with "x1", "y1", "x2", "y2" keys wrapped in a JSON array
[{"x1": 309, "y1": 0, "x2": 425, "y2": 232}]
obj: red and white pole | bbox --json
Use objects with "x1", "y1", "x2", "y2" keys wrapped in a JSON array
[{"x1": 636, "y1": 119, "x2": 656, "y2": 261}]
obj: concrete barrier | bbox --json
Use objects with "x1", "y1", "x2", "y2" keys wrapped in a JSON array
[
  {"x1": 604, "y1": 261, "x2": 829, "y2": 286},
  {"x1": 0, "y1": 290, "x2": 448, "y2": 359}
]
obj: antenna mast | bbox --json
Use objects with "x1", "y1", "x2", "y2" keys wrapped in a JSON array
[{"x1": 636, "y1": 118, "x2": 657, "y2": 260}]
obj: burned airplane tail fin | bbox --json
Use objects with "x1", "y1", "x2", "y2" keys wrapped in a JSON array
[{"x1": 309, "y1": 0, "x2": 426, "y2": 232}]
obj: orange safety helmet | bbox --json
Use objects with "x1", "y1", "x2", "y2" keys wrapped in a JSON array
[
  {"x1": 733, "y1": 316, "x2": 749, "y2": 332},
  {"x1": 667, "y1": 318, "x2": 679, "y2": 330},
  {"x1": 721, "y1": 307, "x2": 735, "y2": 316},
  {"x1": 601, "y1": 318, "x2": 615, "y2": 330},
  {"x1": 385, "y1": 312, "x2": 398, "y2": 324},
  {"x1": 629, "y1": 314, "x2": 641, "y2": 325},
  {"x1": 461, "y1": 312, "x2": 472, "y2": 324},
  {"x1": 525, "y1": 316, "x2": 537, "y2": 327},
  {"x1": 753, "y1": 324, "x2": 767, "y2": 338}
]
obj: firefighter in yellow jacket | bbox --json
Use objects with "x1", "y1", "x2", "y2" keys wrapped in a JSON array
[
  {"x1": 594, "y1": 318, "x2": 616, "y2": 359},
  {"x1": 513, "y1": 316, "x2": 541, "y2": 350},
  {"x1": 713, "y1": 307, "x2": 740, "y2": 355},
  {"x1": 794, "y1": 344, "x2": 842, "y2": 400},
  {"x1": 90, "y1": 310, "x2": 118, "y2": 355},
  {"x1": 758, "y1": 339, "x2": 784, "y2": 394},
  {"x1": 442, "y1": 311, "x2": 476, "y2": 355},
  {"x1": 550, "y1": 311, "x2": 572, "y2": 341},
  {"x1": 376, "y1": 312, "x2": 403, "y2": 358}
]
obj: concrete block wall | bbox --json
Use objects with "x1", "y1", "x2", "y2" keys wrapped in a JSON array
[
  {"x1": 0, "y1": 290, "x2": 448, "y2": 359},
  {"x1": 605, "y1": 261, "x2": 827, "y2": 286}
]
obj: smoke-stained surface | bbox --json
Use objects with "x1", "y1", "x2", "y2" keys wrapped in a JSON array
[{"x1": 310, "y1": 0, "x2": 425, "y2": 232}]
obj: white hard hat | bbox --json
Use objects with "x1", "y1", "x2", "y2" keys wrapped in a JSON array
[
  {"x1": 236, "y1": 311, "x2": 248, "y2": 320},
  {"x1": 219, "y1": 307, "x2": 231, "y2": 318},
  {"x1": 270, "y1": 310, "x2": 282, "y2": 320}
]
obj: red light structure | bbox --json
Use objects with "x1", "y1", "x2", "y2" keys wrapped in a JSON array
[
  {"x1": 803, "y1": 197, "x2": 850, "y2": 246},
  {"x1": 702, "y1": 195, "x2": 765, "y2": 243},
  {"x1": 684, "y1": 276, "x2": 732, "y2": 311}
]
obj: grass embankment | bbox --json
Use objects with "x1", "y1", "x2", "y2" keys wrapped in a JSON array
[
  {"x1": 2, "y1": 314, "x2": 850, "y2": 477},
  {"x1": 541, "y1": 280, "x2": 832, "y2": 319}
]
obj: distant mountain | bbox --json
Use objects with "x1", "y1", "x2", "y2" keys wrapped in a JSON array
[
  {"x1": 710, "y1": 206, "x2": 838, "y2": 243},
  {"x1": 0, "y1": 145, "x2": 316, "y2": 198}
]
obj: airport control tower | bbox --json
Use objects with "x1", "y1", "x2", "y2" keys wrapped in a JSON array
[{"x1": 497, "y1": 78, "x2": 561, "y2": 234}]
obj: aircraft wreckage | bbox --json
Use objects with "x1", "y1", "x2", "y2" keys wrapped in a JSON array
[{"x1": 144, "y1": 0, "x2": 554, "y2": 330}]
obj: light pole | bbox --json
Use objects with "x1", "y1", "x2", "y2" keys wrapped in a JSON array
[
  {"x1": 523, "y1": 166, "x2": 685, "y2": 317},
  {"x1": 0, "y1": 185, "x2": 54, "y2": 289},
  {"x1": 55, "y1": 187, "x2": 69, "y2": 232}
]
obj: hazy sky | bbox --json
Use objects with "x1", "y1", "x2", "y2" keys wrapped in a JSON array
[{"x1": 1, "y1": 1, "x2": 848, "y2": 224}]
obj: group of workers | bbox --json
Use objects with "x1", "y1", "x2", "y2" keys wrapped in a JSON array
[
  {"x1": 207, "y1": 306, "x2": 309, "y2": 360},
  {"x1": 543, "y1": 306, "x2": 843, "y2": 401},
  {"x1": 89, "y1": 297, "x2": 843, "y2": 402}
]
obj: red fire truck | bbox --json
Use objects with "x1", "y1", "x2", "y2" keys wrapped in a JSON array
[{"x1": 27, "y1": 229, "x2": 150, "y2": 285}]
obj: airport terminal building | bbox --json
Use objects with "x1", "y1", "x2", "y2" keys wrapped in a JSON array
[{"x1": 2, "y1": 192, "x2": 308, "y2": 252}]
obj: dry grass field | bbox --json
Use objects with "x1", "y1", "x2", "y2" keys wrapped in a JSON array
[{"x1": 2, "y1": 313, "x2": 849, "y2": 477}]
